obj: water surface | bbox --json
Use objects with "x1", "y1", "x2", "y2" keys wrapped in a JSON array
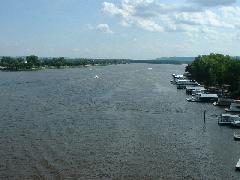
[{"x1": 0, "y1": 64, "x2": 239, "y2": 179}]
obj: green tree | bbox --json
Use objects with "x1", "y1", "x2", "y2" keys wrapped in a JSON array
[{"x1": 26, "y1": 55, "x2": 40, "y2": 68}]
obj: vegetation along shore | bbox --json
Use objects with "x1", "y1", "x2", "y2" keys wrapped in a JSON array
[
  {"x1": 186, "y1": 53, "x2": 240, "y2": 98},
  {"x1": 0, "y1": 55, "x2": 129, "y2": 71},
  {"x1": 0, "y1": 55, "x2": 198, "y2": 72}
]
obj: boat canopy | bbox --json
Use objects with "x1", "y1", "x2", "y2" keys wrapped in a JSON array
[
  {"x1": 221, "y1": 114, "x2": 239, "y2": 118},
  {"x1": 186, "y1": 86, "x2": 205, "y2": 90},
  {"x1": 198, "y1": 93, "x2": 218, "y2": 98}
]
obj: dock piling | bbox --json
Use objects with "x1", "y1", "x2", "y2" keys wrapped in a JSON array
[{"x1": 204, "y1": 110, "x2": 206, "y2": 123}]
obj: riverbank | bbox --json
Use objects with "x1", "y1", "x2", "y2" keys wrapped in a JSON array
[
  {"x1": 0, "y1": 64, "x2": 114, "y2": 72},
  {"x1": 0, "y1": 55, "x2": 129, "y2": 72},
  {"x1": 186, "y1": 53, "x2": 240, "y2": 98}
]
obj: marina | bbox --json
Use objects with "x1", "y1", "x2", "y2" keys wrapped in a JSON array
[
  {"x1": 1, "y1": 0, "x2": 240, "y2": 178},
  {"x1": 172, "y1": 70, "x2": 240, "y2": 172}
]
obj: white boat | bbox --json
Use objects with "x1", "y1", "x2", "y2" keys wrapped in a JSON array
[
  {"x1": 231, "y1": 120, "x2": 240, "y2": 127},
  {"x1": 192, "y1": 89, "x2": 207, "y2": 96},
  {"x1": 186, "y1": 86, "x2": 205, "y2": 95},
  {"x1": 176, "y1": 80, "x2": 200, "y2": 89},
  {"x1": 218, "y1": 114, "x2": 240, "y2": 126},
  {"x1": 186, "y1": 93, "x2": 218, "y2": 103},
  {"x1": 236, "y1": 159, "x2": 240, "y2": 170},
  {"x1": 225, "y1": 100, "x2": 240, "y2": 113},
  {"x1": 94, "y1": 75, "x2": 99, "y2": 79},
  {"x1": 234, "y1": 132, "x2": 240, "y2": 140},
  {"x1": 172, "y1": 74, "x2": 184, "y2": 79},
  {"x1": 171, "y1": 74, "x2": 185, "y2": 84}
]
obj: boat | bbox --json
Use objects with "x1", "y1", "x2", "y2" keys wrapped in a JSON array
[
  {"x1": 172, "y1": 74, "x2": 184, "y2": 79},
  {"x1": 94, "y1": 75, "x2": 99, "y2": 79},
  {"x1": 231, "y1": 120, "x2": 240, "y2": 127},
  {"x1": 213, "y1": 98, "x2": 234, "y2": 106},
  {"x1": 234, "y1": 132, "x2": 240, "y2": 140},
  {"x1": 192, "y1": 89, "x2": 207, "y2": 96},
  {"x1": 186, "y1": 86, "x2": 205, "y2": 94},
  {"x1": 218, "y1": 114, "x2": 239, "y2": 126},
  {"x1": 236, "y1": 159, "x2": 240, "y2": 170},
  {"x1": 176, "y1": 80, "x2": 200, "y2": 89},
  {"x1": 225, "y1": 100, "x2": 240, "y2": 113},
  {"x1": 171, "y1": 74, "x2": 185, "y2": 84},
  {"x1": 186, "y1": 97, "x2": 197, "y2": 102},
  {"x1": 186, "y1": 85, "x2": 206, "y2": 95},
  {"x1": 186, "y1": 93, "x2": 218, "y2": 103}
]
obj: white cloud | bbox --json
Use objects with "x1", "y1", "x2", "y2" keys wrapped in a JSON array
[
  {"x1": 87, "y1": 23, "x2": 114, "y2": 34},
  {"x1": 174, "y1": 10, "x2": 233, "y2": 28},
  {"x1": 189, "y1": 0, "x2": 237, "y2": 7},
  {"x1": 102, "y1": 0, "x2": 240, "y2": 39},
  {"x1": 96, "y1": 24, "x2": 114, "y2": 34}
]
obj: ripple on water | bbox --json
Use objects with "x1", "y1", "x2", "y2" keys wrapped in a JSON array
[{"x1": 0, "y1": 64, "x2": 239, "y2": 179}]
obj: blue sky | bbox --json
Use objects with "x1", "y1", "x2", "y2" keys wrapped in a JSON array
[{"x1": 0, "y1": 0, "x2": 240, "y2": 59}]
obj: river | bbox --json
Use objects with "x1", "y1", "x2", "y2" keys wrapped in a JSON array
[{"x1": 0, "y1": 64, "x2": 239, "y2": 179}]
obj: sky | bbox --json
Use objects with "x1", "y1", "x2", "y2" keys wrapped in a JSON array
[{"x1": 0, "y1": 0, "x2": 240, "y2": 59}]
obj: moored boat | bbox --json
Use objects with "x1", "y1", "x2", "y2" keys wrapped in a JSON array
[
  {"x1": 231, "y1": 120, "x2": 240, "y2": 127},
  {"x1": 172, "y1": 74, "x2": 185, "y2": 84},
  {"x1": 186, "y1": 86, "x2": 205, "y2": 94},
  {"x1": 236, "y1": 159, "x2": 240, "y2": 170},
  {"x1": 176, "y1": 80, "x2": 199, "y2": 89},
  {"x1": 225, "y1": 100, "x2": 240, "y2": 113},
  {"x1": 234, "y1": 132, "x2": 240, "y2": 140},
  {"x1": 186, "y1": 93, "x2": 218, "y2": 103},
  {"x1": 218, "y1": 114, "x2": 239, "y2": 126}
]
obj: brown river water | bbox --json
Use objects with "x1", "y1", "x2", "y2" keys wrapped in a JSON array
[{"x1": 0, "y1": 64, "x2": 239, "y2": 179}]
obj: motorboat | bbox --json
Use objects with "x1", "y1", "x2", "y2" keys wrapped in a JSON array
[
  {"x1": 236, "y1": 159, "x2": 240, "y2": 170},
  {"x1": 225, "y1": 100, "x2": 240, "y2": 113},
  {"x1": 171, "y1": 74, "x2": 185, "y2": 84},
  {"x1": 234, "y1": 132, "x2": 240, "y2": 141},
  {"x1": 218, "y1": 114, "x2": 239, "y2": 126},
  {"x1": 186, "y1": 93, "x2": 218, "y2": 103},
  {"x1": 192, "y1": 89, "x2": 207, "y2": 96},
  {"x1": 176, "y1": 80, "x2": 199, "y2": 89},
  {"x1": 231, "y1": 120, "x2": 240, "y2": 127},
  {"x1": 186, "y1": 86, "x2": 205, "y2": 94}
]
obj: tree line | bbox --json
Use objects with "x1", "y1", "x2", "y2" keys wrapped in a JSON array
[
  {"x1": 0, "y1": 55, "x2": 129, "y2": 71},
  {"x1": 186, "y1": 53, "x2": 240, "y2": 98}
]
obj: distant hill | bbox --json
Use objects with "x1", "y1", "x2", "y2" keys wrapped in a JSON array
[
  {"x1": 129, "y1": 57, "x2": 195, "y2": 65},
  {"x1": 156, "y1": 57, "x2": 195, "y2": 62}
]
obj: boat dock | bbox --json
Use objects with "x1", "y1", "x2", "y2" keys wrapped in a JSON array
[{"x1": 171, "y1": 72, "x2": 240, "y2": 171}]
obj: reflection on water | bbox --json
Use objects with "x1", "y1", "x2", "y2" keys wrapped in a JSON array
[{"x1": 0, "y1": 64, "x2": 239, "y2": 179}]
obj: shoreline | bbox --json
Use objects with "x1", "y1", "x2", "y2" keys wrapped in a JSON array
[{"x1": 0, "y1": 64, "x2": 112, "y2": 72}]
